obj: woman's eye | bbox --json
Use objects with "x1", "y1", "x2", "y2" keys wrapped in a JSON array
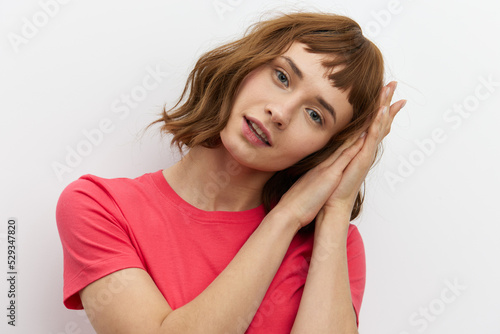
[
  {"x1": 307, "y1": 109, "x2": 323, "y2": 124},
  {"x1": 275, "y1": 70, "x2": 289, "y2": 87}
]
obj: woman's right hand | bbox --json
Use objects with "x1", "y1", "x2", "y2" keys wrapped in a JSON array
[{"x1": 271, "y1": 132, "x2": 367, "y2": 229}]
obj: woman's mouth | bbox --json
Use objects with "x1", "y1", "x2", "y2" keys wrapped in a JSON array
[
  {"x1": 242, "y1": 116, "x2": 272, "y2": 147},
  {"x1": 247, "y1": 119, "x2": 270, "y2": 145}
]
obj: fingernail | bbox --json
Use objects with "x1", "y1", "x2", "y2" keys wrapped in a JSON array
[
  {"x1": 401, "y1": 100, "x2": 407, "y2": 109},
  {"x1": 360, "y1": 131, "x2": 367, "y2": 138},
  {"x1": 385, "y1": 87, "x2": 391, "y2": 97},
  {"x1": 382, "y1": 106, "x2": 388, "y2": 114}
]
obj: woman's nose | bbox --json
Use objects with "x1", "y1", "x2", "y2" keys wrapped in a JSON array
[{"x1": 266, "y1": 102, "x2": 292, "y2": 129}]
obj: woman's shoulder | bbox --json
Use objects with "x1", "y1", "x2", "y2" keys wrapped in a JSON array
[
  {"x1": 61, "y1": 170, "x2": 160, "y2": 198},
  {"x1": 346, "y1": 223, "x2": 365, "y2": 260},
  {"x1": 347, "y1": 223, "x2": 362, "y2": 239},
  {"x1": 56, "y1": 170, "x2": 163, "y2": 218},
  {"x1": 69, "y1": 170, "x2": 158, "y2": 188}
]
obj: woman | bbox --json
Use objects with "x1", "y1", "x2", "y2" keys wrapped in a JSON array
[{"x1": 56, "y1": 12, "x2": 406, "y2": 333}]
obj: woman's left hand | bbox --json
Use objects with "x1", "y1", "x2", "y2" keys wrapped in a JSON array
[{"x1": 322, "y1": 81, "x2": 406, "y2": 215}]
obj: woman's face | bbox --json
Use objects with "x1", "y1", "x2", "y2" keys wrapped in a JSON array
[{"x1": 220, "y1": 41, "x2": 354, "y2": 172}]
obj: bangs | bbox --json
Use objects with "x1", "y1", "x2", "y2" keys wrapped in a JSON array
[{"x1": 298, "y1": 30, "x2": 384, "y2": 122}]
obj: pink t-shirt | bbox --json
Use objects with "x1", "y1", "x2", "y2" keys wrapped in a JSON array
[{"x1": 56, "y1": 170, "x2": 366, "y2": 332}]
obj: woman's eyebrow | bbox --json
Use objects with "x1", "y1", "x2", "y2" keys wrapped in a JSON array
[
  {"x1": 280, "y1": 56, "x2": 303, "y2": 79},
  {"x1": 316, "y1": 96, "x2": 337, "y2": 124},
  {"x1": 280, "y1": 55, "x2": 337, "y2": 123}
]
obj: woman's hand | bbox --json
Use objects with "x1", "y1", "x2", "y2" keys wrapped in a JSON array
[
  {"x1": 322, "y1": 81, "x2": 406, "y2": 215},
  {"x1": 272, "y1": 81, "x2": 405, "y2": 229},
  {"x1": 272, "y1": 127, "x2": 369, "y2": 229}
]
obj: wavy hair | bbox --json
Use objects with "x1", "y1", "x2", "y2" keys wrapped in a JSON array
[{"x1": 147, "y1": 12, "x2": 385, "y2": 221}]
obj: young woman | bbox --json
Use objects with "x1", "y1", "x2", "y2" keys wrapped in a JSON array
[{"x1": 56, "y1": 12, "x2": 406, "y2": 333}]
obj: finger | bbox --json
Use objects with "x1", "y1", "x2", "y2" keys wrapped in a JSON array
[
  {"x1": 377, "y1": 83, "x2": 390, "y2": 108},
  {"x1": 366, "y1": 97, "x2": 407, "y2": 144},
  {"x1": 373, "y1": 104, "x2": 389, "y2": 136},
  {"x1": 319, "y1": 131, "x2": 367, "y2": 168},
  {"x1": 381, "y1": 97, "x2": 407, "y2": 134},
  {"x1": 383, "y1": 81, "x2": 397, "y2": 108},
  {"x1": 371, "y1": 83, "x2": 395, "y2": 134},
  {"x1": 388, "y1": 99, "x2": 407, "y2": 120},
  {"x1": 360, "y1": 104, "x2": 390, "y2": 152},
  {"x1": 328, "y1": 133, "x2": 366, "y2": 170}
]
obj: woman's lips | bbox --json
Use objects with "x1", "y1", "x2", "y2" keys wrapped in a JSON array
[
  {"x1": 244, "y1": 116, "x2": 272, "y2": 146},
  {"x1": 242, "y1": 116, "x2": 272, "y2": 147}
]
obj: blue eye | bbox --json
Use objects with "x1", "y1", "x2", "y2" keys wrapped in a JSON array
[
  {"x1": 275, "y1": 70, "x2": 289, "y2": 87},
  {"x1": 307, "y1": 109, "x2": 323, "y2": 124}
]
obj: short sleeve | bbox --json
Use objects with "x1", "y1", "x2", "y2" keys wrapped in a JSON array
[
  {"x1": 56, "y1": 176, "x2": 145, "y2": 309},
  {"x1": 346, "y1": 224, "x2": 366, "y2": 327}
]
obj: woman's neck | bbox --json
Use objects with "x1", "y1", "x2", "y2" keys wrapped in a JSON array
[{"x1": 162, "y1": 145, "x2": 274, "y2": 212}]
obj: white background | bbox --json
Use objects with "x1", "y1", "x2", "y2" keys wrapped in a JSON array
[{"x1": 1, "y1": 0, "x2": 499, "y2": 333}]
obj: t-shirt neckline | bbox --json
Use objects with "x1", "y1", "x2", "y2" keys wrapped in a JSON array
[{"x1": 150, "y1": 169, "x2": 266, "y2": 223}]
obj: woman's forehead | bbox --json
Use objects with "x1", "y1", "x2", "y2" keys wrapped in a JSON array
[{"x1": 279, "y1": 42, "x2": 346, "y2": 82}]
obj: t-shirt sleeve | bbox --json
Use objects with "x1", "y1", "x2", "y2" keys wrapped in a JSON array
[
  {"x1": 346, "y1": 224, "x2": 366, "y2": 327},
  {"x1": 56, "y1": 176, "x2": 145, "y2": 309}
]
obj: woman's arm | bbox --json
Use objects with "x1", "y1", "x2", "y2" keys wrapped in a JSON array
[
  {"x1": 81, "y1": 209, "x2": 299, "y2": 334},
  {"x1": 290, "y1": 209, "x2": 358, "y2": 334},
  {"x1": 291, "y1": 82, "x2": 406, "y2": 333}
]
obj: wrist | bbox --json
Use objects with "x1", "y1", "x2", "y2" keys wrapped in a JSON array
[
  {"x1": 315, "y1": 209, "x2": 351, "y2": 240},
  {"x1": 265, "y1": 207, "x2": 302, "y2": 235},
  {"x1": 321, "y1": 203, "x2": 353, "y2": 222}
]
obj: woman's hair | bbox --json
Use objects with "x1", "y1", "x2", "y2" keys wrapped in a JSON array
[{"x1": 148, "y1": 12, "x2": 385, "y2": 221}]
